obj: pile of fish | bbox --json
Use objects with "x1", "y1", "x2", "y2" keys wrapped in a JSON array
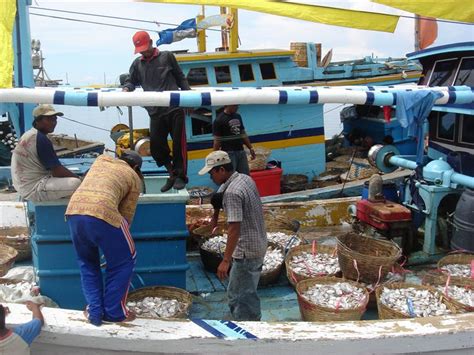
[
  {"x1": 436, "y1": 285, "x2": 474, "y2": 308},
  {"x1": 289, "y1": 251, "x2": 340, "y2": 276},
  {"x1": 262, "y1": 246, "x2": 285, "y2": 273},
  {"x1": 201, "y1": 235, "x2": 227, "y2": 254},
  {"x1": 379, "y1": 287, "x2": 452, "y2": 317},
  {"x1": 127, "y1": 296, "x2": 187, "y2": 318},
  {"x1": 301, "y1": 282, "x2": 366, "y2": 310},
  {"x1": 440, "y1": 264, "x2": 472, "y2": 278},
  {"x1": 267, "y1": 232, "x2": 300, "y2": 249},
  {"x1": 0, "y1": 132, "x2": 18, "y2": 151}
]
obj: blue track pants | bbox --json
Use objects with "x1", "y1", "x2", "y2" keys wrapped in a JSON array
[{"x1": 67, "y1": 215, "x2": 136, "y2": 325}]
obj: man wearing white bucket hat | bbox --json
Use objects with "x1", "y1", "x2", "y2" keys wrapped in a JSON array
[
  {"x1": 199, "y1": 150, "x2": 267, "y2": 321},
  {"x1": 11, "y1": 104, "x2": 81, "y2": 202}
]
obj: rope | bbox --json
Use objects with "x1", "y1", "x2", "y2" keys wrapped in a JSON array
[
  {"x1": 30, "y1": 7, "x2": 223, "y2": 32},
  {"x1": 61, "y1": 115, "x2": 111, "y2": 132}
]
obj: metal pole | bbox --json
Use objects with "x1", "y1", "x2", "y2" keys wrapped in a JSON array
[
  {"x1": 128, "y1": 106, "x2": 134, "y2": 150},
  {"x1": 414, "y1": 14, "x2": 420, "y2": 52}
]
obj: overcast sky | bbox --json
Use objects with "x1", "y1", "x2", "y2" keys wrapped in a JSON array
[{"x1": 29, "y1": 0, "x2": 473, "y2": 86}]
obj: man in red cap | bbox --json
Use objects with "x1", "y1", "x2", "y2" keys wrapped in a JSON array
[{"x1": 123, "y1": 31, "x2": 190, "y2": 192}]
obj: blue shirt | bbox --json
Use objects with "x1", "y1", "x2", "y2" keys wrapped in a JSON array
[
  {"x1": 36, "y1": 131, "x2": 60, "y2": 169},
  {"x1": 13, "y1": 319, "x2": 42, "y2": 346}
]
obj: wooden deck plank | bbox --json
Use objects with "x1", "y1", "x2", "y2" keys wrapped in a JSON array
[{"x1": 186, "y1": 256, "x2": 228, "y2": 293}]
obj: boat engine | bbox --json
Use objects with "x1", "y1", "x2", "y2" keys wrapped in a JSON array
[{"x1": 352, "y1": 174, "x2": 413, "y2": 255}]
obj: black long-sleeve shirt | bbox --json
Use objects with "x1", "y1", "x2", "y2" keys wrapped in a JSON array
[{"x1": 123, "y1": 49, "x2": 190, "y2": 116}]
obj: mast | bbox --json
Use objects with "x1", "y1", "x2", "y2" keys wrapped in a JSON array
[{"x1": 414, "y1": 14, "x2": 420, "y2": 51}]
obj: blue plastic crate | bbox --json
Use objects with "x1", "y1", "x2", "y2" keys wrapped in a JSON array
[{"x1": 31, "y1": 176, "x2": 190, "y2": 310}]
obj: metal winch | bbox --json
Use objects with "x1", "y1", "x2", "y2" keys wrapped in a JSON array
[{"x1": 367, "y1": 144, "x2": 474, "y2": 264}]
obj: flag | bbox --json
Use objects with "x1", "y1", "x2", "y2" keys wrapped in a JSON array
[
  {"x1": 156, "y1": 18, "x2": 197, "y2": 46},
  {"x1": 418, "y1": 16, "x2": 438, "y2": 50},
  {"x1": 0, "y1": 0, "x2": 16, "y2": 88},
  {"x1": 197, "y1": 14, "x2": 234, "y2": 29}
]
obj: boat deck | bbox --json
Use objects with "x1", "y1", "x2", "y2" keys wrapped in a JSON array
[{"x1": 185, "y1": 253, "x2": 303, "y2": 321}]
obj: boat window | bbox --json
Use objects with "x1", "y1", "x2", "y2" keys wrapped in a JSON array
[
  {"x1": 428, "y1": 58, "x2": 458, "y2": 87},
  {"x1": 260, "y1": 63, "x2": 277, "y2": 80},
  {"x1": 238, "y1": 64, "x2": 255, "y2": 82},
  {"x1": 215, "y1": 66, "x2": 231, "y2": 84},
  {"x1": 460, "y1": 115, "x2": 474, "y2": 145},
  {"x1": 437, "y1": 112, "x2": 456, "y2": 141},
  {"x1": 454, "y1": 57, "x2": 474, "y2": 87},
  {"x1": 187, "y1": 67, "x2": 208, "y2": 86},
  {"x1": 190, "y1": 108, "x2": 213, "y2": 136}
]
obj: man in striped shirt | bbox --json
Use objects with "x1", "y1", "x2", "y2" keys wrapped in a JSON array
[
  {"x1": 65, "y1": 151, "x2": 143, "y2": 326},
  {"x1": 199, "y1": 151, "x2": 267, "y2": 321}
]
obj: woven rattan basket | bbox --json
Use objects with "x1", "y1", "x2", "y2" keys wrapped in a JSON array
[
  {"x1": 337, "y1": 233, "x2": 402, "y2": 284},
  {"x1": 437, "y1": 253, "x2": 473, "y2": 281},
  {"x1": 0, "y1": 244, "x2": 18, "y2": 277},
  {"x1": 296, "y1": 277, "x2": 369, "y2": 321},
  {"x1": 259, "y1": 242, "x2": 285, "y2": 287},
  {"x1": 285, "y1": 243, "x2": 340, "y2": 287},
  {"x1": 375, "y1": 282, "x2": 456, "y2": 320},
  {"x1": 127, "y1": 286, "x2": 193, "y2": 319},
  {"x1": 0, "y1": 227, "x2": 31, "y2": 262},
  {"x1": 422, "y1": 275, "x2": 474, "y2": 313}
]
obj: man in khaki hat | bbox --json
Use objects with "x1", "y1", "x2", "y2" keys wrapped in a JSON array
[
  {"x1": 11, "y1": 104, "x2": 81, "y2": 202},
  {"x1": 199, "y1": 150, "x2": 267, "y2": 321}
]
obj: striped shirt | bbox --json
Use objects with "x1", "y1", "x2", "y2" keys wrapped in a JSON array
[
  {"x1": 65, "y1": 155, "x2": 142, "y2": 227},
  {"x1": 219, "y1": 172, "x2": 267, "y2": 259}
]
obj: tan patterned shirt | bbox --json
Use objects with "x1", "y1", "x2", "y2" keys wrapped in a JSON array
[{"x1": 66, "y1": 155, "x2": 142, "y2": 227}]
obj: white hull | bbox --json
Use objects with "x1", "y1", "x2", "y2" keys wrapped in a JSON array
[{"x1": 5, "y1": 303, "x2": 474, "y2": 354}]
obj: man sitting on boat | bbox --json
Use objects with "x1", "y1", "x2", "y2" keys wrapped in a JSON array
[
  {"x1": 11, "y1": 104, "x2": 81, "y2": 202},
  {"x1": 213, "y1": 105, "x2": 256, "y2": 175},
  {"x1": 0, "y1": 301, "x2": 44, "y2": 354},
  {"x1": 122, "y1": 30, "x2": 191, "y2": 193},
  {"x1": 65, "y1": 151, "x2": 143, "y2": 326},
  {"x1": 199, "y1": 151, "x2": 267, "y2": 321}
]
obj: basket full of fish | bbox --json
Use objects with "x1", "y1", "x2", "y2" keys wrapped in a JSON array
[
  {"x1": 376, "y1": 282, "x2": 456, "y2": 320},
  {"x1": 423, "y1": 275, "x2": 474, "y2": 313},
  {"x1": 126, "y1": 286, "x2": 193, "y2": 319},
  {"x1": 259, "y1": 242, "x2": 285, "y2": 287},
  {"x1": 285, "y1": 242, "x2": 340, "y2": 287},
  {"x1": 295, "y1": 277, "x2": 369, "y2": 321},
  {"x1": 199, "y1": 234, "x2": 228, "y2": 273},
  {"x1": 337, "y1": 233, "x2": 402, "y2": 284},
  {"x1": 437, "y1": 253, "x2": 474, "y2": 282},
  {"x1": 267, "y1": 231, "x2": 302, "y2": 251}
]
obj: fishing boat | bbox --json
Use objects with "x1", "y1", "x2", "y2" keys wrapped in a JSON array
[
  {"x1": 1, "y1": 2, "x2": 474, "y2": 354},
  {"x1": 11, "y1": 4, "x2": 421, "y2": 189}
]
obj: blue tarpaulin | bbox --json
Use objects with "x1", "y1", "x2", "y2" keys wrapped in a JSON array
[{"x1": 395, "y1": 90, "x2": 443, "y2": 164}]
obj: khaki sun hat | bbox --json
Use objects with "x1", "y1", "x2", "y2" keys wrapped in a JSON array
[{"x1": 198, "y1": 150, "x2": 232, "y2": 175}]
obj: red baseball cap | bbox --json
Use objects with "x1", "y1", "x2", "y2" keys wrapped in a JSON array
[{"x1": 133, "y1": 31, "x2": 151, "y2": 54}]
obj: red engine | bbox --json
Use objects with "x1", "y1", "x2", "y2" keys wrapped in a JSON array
[{"x1": 356, "y1": 199, "x2": 411, "y2": 230}]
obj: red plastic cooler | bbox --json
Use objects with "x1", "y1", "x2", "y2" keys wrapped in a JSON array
[{"x1": 250, "y1": 168, "x2": 282, "y2": 197}]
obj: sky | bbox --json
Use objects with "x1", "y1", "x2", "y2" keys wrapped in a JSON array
[{"x1": 28, "y1": 0, "x2": 474, "y2": 86}]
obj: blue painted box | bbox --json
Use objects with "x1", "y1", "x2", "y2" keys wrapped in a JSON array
[{"x1": 31, "y1": 176, "x2": 189, "y2": 310}]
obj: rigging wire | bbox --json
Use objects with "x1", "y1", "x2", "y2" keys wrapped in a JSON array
[
  {"x1": 30, "y1": 6, "x2": 223, "y2": 32},
  {"x1": 30, "y1": 5, "x2": 473, "y2": 27},
  {"x1": 61, "y1": 115, "x2": 111, "y2": 132},
  {"x1": 29, "y1": 13, "x2": 159, "y2": 32}
]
